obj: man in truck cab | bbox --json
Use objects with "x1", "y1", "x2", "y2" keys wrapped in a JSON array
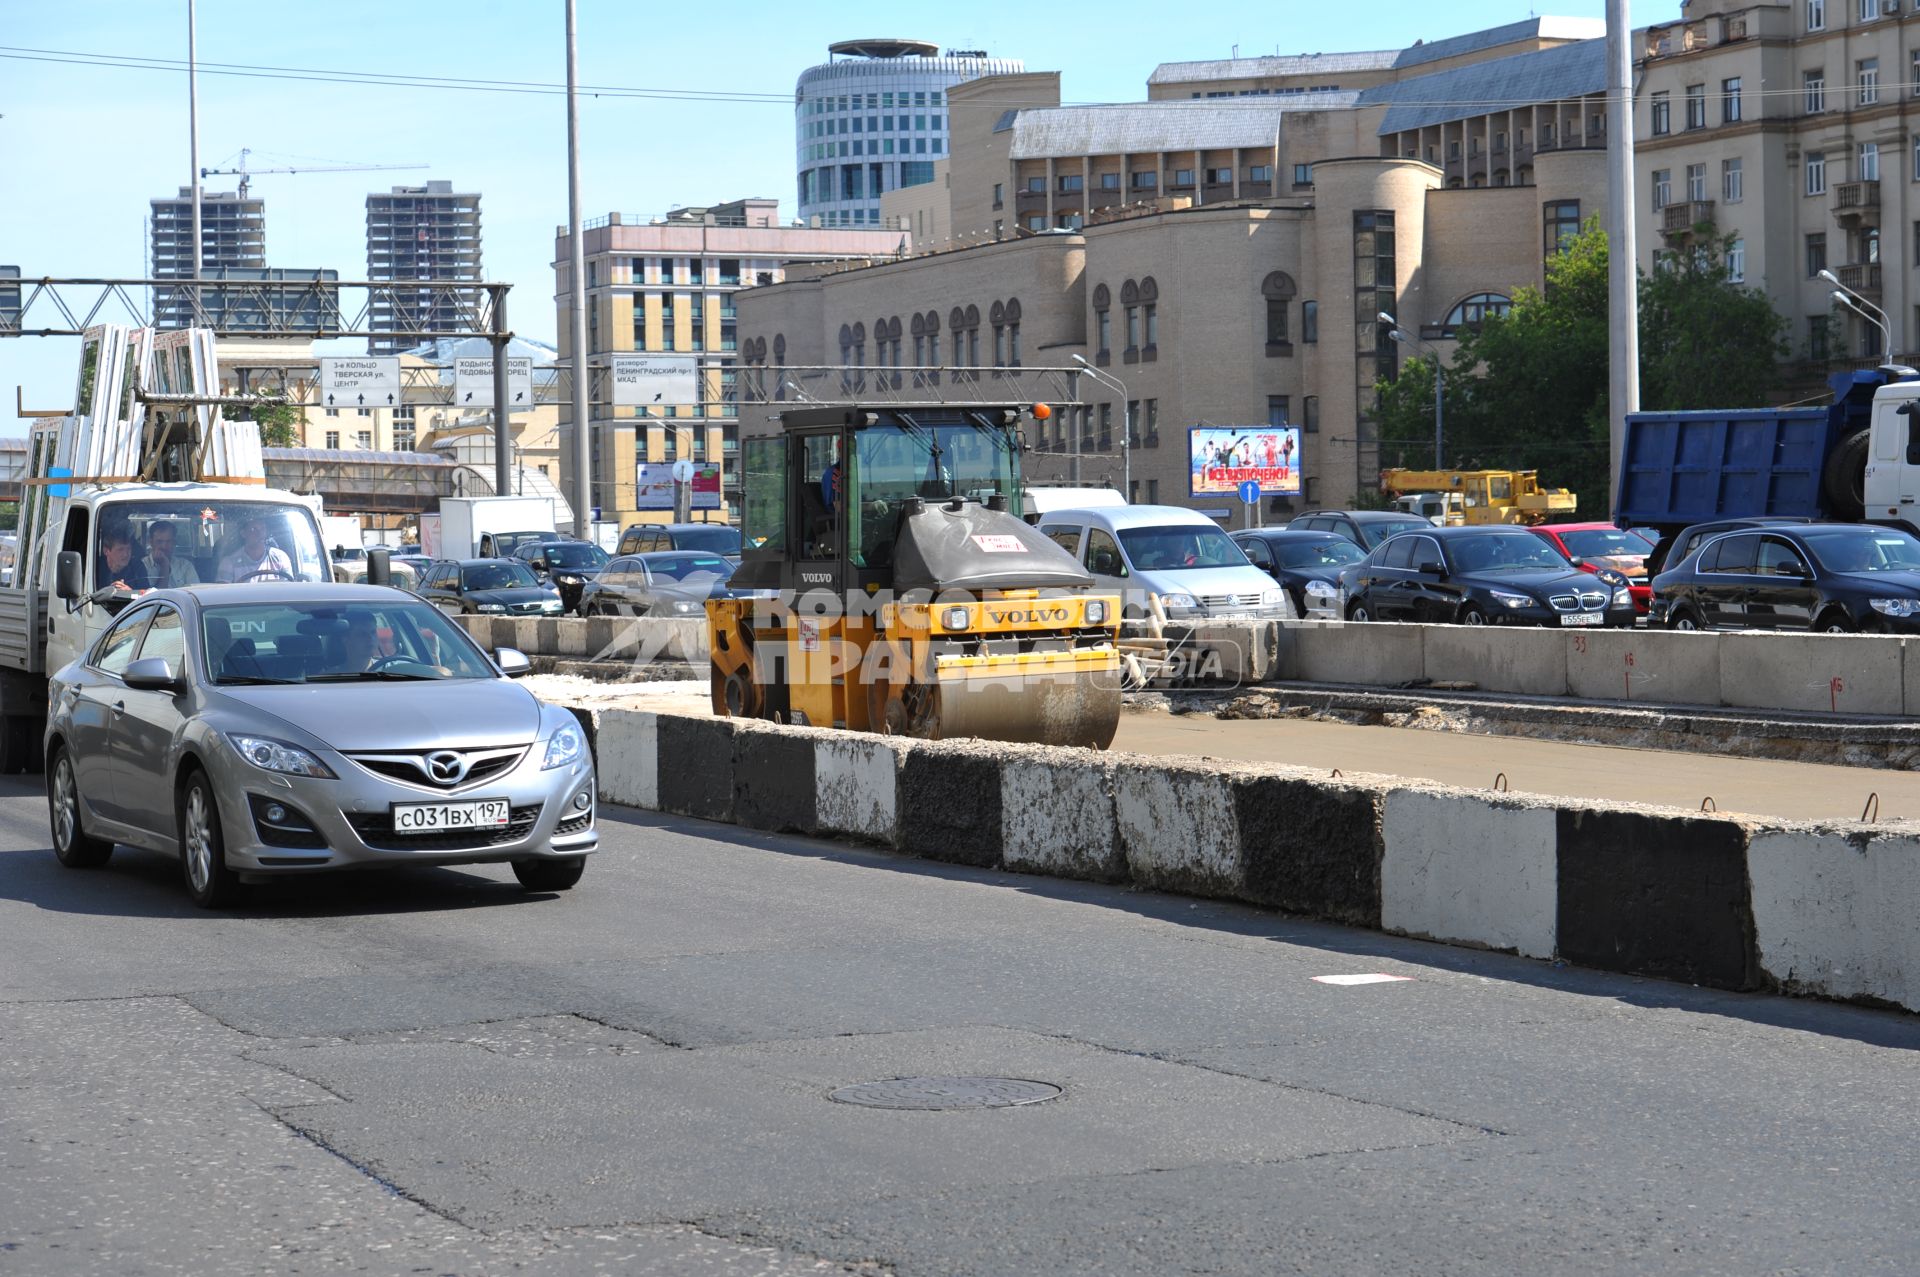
[
  {"x1": 218, "y1": 516, "x2": 293, "y2": 582},
  {"x1": 94, "y1": 528, "x2": 150, "y2": 593},
  {"x1": 141, "y1": 520, "x2": 200, "y2": 589}
]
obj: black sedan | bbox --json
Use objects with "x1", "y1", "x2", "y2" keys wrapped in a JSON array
[
  {"x1": 511, "y1": 539, "x2": 610, "y2": 614},
  {"x1": 577, "y1": 552, "x2": 736, "y2": 618},
  {"x1": 1652, "y1": 523, "x2": 1920, "y2": 632},
  {"x1": 1231, "y1": 529, "x2": 1366, "y2": 620},
  {"x1": 416, "y1": 559, "x2": 564, "y2": 617},
  {"x1": 1344, "y1": 526, "x2": 1636, "y2": 627}
]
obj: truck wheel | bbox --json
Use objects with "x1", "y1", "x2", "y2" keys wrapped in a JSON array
[{"x1": 1822, "y1": 428, "x2": 1870, "y2": 521}]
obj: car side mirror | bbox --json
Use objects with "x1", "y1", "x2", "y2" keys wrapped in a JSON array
[
  {"x1": 56, "y1": 550, "x2": 83, "y2": 601},
  {"x1": 123, "y1": 656, "x2": 184, "y2": 693},
  {"x1": 1418, "y1": 560, "x2": 1447, "y2": 577},
  {"x1": 365, "y1": 548, "x2": 391, "y2": 587},
  {"x1": 495, "y1": 646, "x2": 532, "y2": 678}
]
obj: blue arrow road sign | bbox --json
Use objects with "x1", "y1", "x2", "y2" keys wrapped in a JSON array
[{"x1": 1237, "y1": 479, "x2": 1261, "y2": 504}]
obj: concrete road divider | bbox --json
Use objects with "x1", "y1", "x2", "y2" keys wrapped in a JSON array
[
  {"x1": 457, "y1": 615, "x2": 707, "y2": 665},
  {"x1": 1564, "y1": 629, "x2": 1721, "y2": 705},
  {"x1": 1718, "y1": 631, "x2": 1902, "y2": 716},
  {"x1": 564, "y1": 702, "x2": 1919, "y2": 1014},
  {"x1": 1423, "y1": 626, "x2": 1567, "y2": 699},
  {"x1": 1287, "y1": 620, "x2": 1424, "y2": 686}
]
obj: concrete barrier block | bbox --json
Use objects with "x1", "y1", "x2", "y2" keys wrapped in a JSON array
[
  {"x1": 1292, "y1": 621, "x2": 1423, "y2": 686},
  {"x1": 1233, "y1": 771, "x2": 1384, "y2": 926},
  {"x1": 1718, "y1": 632, "x2": 1902, "y2": 715},
  {"x1": 584, "y1": 616, "x2": 621, "y2": 661},
  {"x1": 732, "y1": 721, "x2": 818, "y2": 834},
  {"x1": 1114, "y1": 758, "x2": 1241, "y2": 898},
  {"x1": 1903, "y1": 639, "x2": 1920, "y2": 718},
  {"x1": 510, "y1": 618, "x2": 543, "y2": 655},
  {"x1": 655, "y1": 714, "x2": 736, "y2": 822},
  {"x1": 898, "y1": 740, "x2": 1004, "y2": 868},
  {"x1": 1556, "y1": 807, "x2": 1758, "y2": 990},
  {"x1": 999, "y1": 745, "x2": 1123, "y2": 882},
  {"x1": 1565, "y1": 628, "x2": 1720, "y2": 707},
  {"x1": 1381, "y1": 789, "x2": 1557, "y2": 958},
  {"x1": 1423, "y1": 626, "x2": 1568, "y2": 698},
  {"x1": 1748, "y1": 829, "x2": 1920, "y2": 1012},
  {"x1": 594, "y1": 709, "x2": 658, "y2": 810},
  {"x1": 1185, "y1": 621, "x2": 1281, "y2": 685},
  {"x1": 553, "y1": 619, "x2": 589, "y2": 659},
  {"x1": 815, "y1": 734, "x2": 909, "y2": 845}
]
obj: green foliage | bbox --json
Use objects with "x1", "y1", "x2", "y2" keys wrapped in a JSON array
[
  {"x1": 1374, "y1": 217, "x2": 1792, "y2": 513},
  {"x1": 251, "y1": 402, "x2": 304, "y2": 449},
  {"x1": 0, "y1": 502, "x2": 18, "y2": 531}
]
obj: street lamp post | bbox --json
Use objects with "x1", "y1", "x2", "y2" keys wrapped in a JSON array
[
  {"x1": 1832, "y1": 290, "x2": 1891, "y2": 360},
  {"x1": 1379, "y1": 312, "x2": 1443, "y2": 470},
  {"x1": 1070, "y1": 354, "x2": 1130, "y2": 496}
]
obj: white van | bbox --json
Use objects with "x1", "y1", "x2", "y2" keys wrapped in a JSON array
[
  {"x1": 1036, "y1": 504, "x2": 1294, "y2": 620},
  {"x1": 1019, "y1": 485, "x2": 1127, "y2": 525}
]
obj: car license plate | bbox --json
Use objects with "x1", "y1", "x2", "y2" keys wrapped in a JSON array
[
  {"x1": 1559, "y1": 613, "x2": 1603, "y2": 627},
  {"x1": 392, "y1": 799, "x2": 510, "y2": 830}
]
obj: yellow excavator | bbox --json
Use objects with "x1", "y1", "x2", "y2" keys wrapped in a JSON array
[
  {"x1": 1380, "y1": 468, "x2": 1576, "y2": 525},
  {"x1": 708, "y1": 403, "x2": 1124, "y2": 748}
]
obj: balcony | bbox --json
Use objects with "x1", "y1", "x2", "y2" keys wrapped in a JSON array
[
  {"x1": 1660, "y1": 200, "x2": 1715, "y2": 237},
  {"x1": 1834, "y1": 181, "x2": 1881, "y2": 224},
  {"x1": 1838, "y1": 262, "x2": 1883, "y2": 296}
]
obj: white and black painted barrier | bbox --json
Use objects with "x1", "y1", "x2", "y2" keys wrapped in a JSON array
[{"x1": 566, "y1": 704, "x2": 1920, "y2": 1015}]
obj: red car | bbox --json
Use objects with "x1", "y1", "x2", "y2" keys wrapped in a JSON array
[{"x1": 1529, "y1": 522, "x2": 1657, "y2": 614}]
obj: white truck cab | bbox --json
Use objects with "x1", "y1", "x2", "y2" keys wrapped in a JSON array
[{"x1": 1863, "y1": 381, "x2": 1920, "y2": 524}]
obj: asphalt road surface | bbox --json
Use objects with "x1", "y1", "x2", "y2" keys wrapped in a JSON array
[{"x1": 4, "y1": 775, "x2": 1919, "y2": 1276}]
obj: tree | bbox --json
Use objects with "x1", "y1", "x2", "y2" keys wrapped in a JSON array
[
  {"x1": 1374, "y1": 218, "x2": 1791, "y2": 512},
  {"x1": 252, "y1": 402, "x2": 303, "y2": 449}
]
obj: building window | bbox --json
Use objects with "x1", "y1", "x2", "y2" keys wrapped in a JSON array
[
  {"x1": 1126, "y1": 400, "x2": 1141, "y2": 444},
  {"x1": 394, "y1": 425, "x2": 414, "y2": 450},
  {"x1": 1805, "y1": 71, "x2": 1826, "y2": 115},
  {"x1": 1860, "y1": 142, "x2": 1880, "y2": 183},
  {"x1": 1806, "y1": 231, "x2": 1827, "y2": 277},
  {"x1": 1303, "y1": 395, "x2": 1320, "y2": 433},
  {"x1": 1293, "y1": 163, "x2": 1314, "y2": 187},
  {"x1": 1912, "y1": 49, "x2": 1920, "y2": 98},
  {"x1": 325, "y1": 430, "x2": 340, "y2": 449},
  {"x1": 1864, "y1": 225, "x2": 1881, "y2": 264},
  {"x1": 1058, "y1": 173, "x2": 1084, "y2": 192},
  {"x1": 1098, "y1": 403, "x2": 1113, "y2": 450},
  {"x1": 1025, "y1": 215, "x2": 1046, "y2": 232},
  {"x1": 1248, "y1": 165, "x2": 1272, "y2": 183},
  {"x1": 1728, "y1": 237, "x2": 1746, "y2": 284},
  {"x1": 1652, "y1": 169, "x2": 1672, "y2": 210},
  {"x1": 324, "y1": 407, "x2": 339, "y2": 418},
  {"x1": 1353, "y1": 211, "x2": 1397, "y2": 444},
  {"x1": 1723, "y1": 157, "x2": 1744, "y2": 203},
  {"x1": 1651, "y1": 91, "x2": 1671, "y2": 135},
  {"x1": 1261, "y1": 271, "x2": 1296, "y2": 349},
  {"x1": 992, "y1": 182, "x2": 1004, "y2": 208},
  {"x1": 1266, "y1": 298, "x2": 1288, "y2": 345},
  {"x1": 1723, "y1": 77, "x2": 1742, "y2": 123},
  {"x1": 1858, "y1": 0, "x2": 1876, "y2": 20},
  {"x1": 1808, "y1": 0, "x2": 1826, "y2": 29},
  {"x1": 1144, "y1": 398, "x2": 1158, "y2": 443},
  {"x1": 1096, "y1": 307, "x2": 1111, "y2": 356},
  {"x1": 1807, "y1": 151, "x2": 1827, "y2": 195},
  {"x1": 1143, "y1": 303, "x2": 1157, "y2": 348},
  {"x1": 1207, "y1": 167, "x2": 1232, "y2": 184},
  {"x1": 1146, "y1": 479, "x2": 1159, "y2": 503},
  {"x1": 1131, "y1": 171, "x2": 1157, "y2": 190},
  {"x1": 1099, "y1": 172, "x2": 1121, "y2": 189},
  {"x1": 1441, "y1": 292, "x2": 1512, "y2": 335},
  {"x1": 1008, "y1": 321, "x2": 1021, "y2": 365},
  {"x1": 660, "y1": 294, "x2": 677, "y2": 349},
  {"x1": 1267, "y1": 396, "x2": 1290, "y2": 428},
  {"x1": 1172, "y1": 169, "x2": 1195, "y2": 187},
  {"x1": 1686, "y1": 163, "x2": 1707, "y2": 203},
  {"x1": 356, "y1": 430, "x2": 372, "y2": 450},
  {"x1": 1544, "y1": 200, "x2": 1581, "y2": 255},
  {"x1": 1685, "y1": 84, "x2": 1706, "y2": 130},
  {"x1": 1025, "y1": 175, "x2": 1045, "y2": 194},
  {"x1": 1858, "y1": 58, "x2": 1880, "y2": 106},
  {"x1": 1302, "y1": 300, "x2": 1318, "y2": 343},
  {"x1": 1126, "y1": 305, "x2": 1139, "y2": 349},
  {"x1": 718, "y1": 258, "x2": 740, "y2": 285}
]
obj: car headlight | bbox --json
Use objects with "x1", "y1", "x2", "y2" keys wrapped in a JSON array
[
  {"x1": 541, "y1": 599, "x2": 563, "y2": 612},
  {"x1": 1305, "y1": 579, "x2": 1338, "y2": 597},
  {"x1": 672, "y1": 599, "x2": 698, "y2": 614},
  {"x1": 1491, "y1": 590, "x2": 1534, "y2": 609},
  {"x1": 1612, "y1": 588, "x2": 1633, "y2": 606},
  {"x1": 941, "y1": 605, "x2": 970, "y2": 630},
  {"x1": 1261, "y1": 588, "x2": 1287, "y2": 608},
  {"x1": 477, "y1": 603, "x2": 506, "y2": 614},
  {"x1": 1084, "y1": 599, "x2": 1108, "y2": 625},
  {"x1": 542, "y1": 721, "x2": 585, "y2": 770},
  {"x1": 228, "y1": 733, "x2": 334, "y2": 779},
  {"x1": 1871, "y1": 598, "x2": 1920, "y2": 617},
  {"x1": 1158, "y1": 592, "x2": 1197, "y2": 611}
]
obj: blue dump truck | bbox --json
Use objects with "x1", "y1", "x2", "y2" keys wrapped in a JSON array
[{"x1": 1617, "y1": 367, "x2": 1920, "y2": 558}]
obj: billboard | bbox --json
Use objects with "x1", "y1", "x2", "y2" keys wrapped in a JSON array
[
  {"x1": 1188, "y1": 427, "x2": 1302, "y2": 499},
  {"x1": 635, "y1": 462, "x2": 722, "y2": 511}
]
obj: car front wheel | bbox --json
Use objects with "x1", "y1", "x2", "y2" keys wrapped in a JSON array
[
  {"x1": 180, "y1": 770, "x2": 240, "y2": 909},
  {"x1": 513, "y1": 856, "x2": 585, "y2": 892},
  {"x1": 1459, "y1": 605, "x2": 1489, "y2": 626},
  {"x1": 1345, "y1": 600, "x2": 1372, "y2": 623},
  {"x1": 1668, "y1": 607, "x2": 1704, "y2": 632},
  {"x1": 49, "y1": 746, "x2": 112, "y2": 868}
]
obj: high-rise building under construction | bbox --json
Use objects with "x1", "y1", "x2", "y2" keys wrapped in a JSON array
[{"x1": 365, "y1": 180, "x2": 482, "y2": 354}]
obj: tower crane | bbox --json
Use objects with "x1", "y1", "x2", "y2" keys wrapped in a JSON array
[{"x1": 199, "y1": 148, "x2": 428, "y2": 199}]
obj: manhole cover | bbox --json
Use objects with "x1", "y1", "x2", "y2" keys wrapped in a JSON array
[{"x1": 828, "y1": 1076, "x2": 1063, "y2": 1111}]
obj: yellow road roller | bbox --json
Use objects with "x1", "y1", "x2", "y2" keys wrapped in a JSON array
[{"x1": 708, "y1": 404, "x2": 1124, "y2": 749}]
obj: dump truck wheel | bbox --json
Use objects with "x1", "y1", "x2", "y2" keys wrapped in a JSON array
[{"x1": 723, "y1": 668, "x2": 761, "y2": 720}]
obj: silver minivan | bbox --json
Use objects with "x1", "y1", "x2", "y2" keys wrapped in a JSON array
[{"x1": 1036, "y1": 505, "x2": 1295, "y2": 620}]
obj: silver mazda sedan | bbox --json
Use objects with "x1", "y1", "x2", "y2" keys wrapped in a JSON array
[{"x1": 45, "y1": 584, "x2": 596, "y2": 907}]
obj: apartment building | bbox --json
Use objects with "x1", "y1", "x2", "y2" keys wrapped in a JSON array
[
  {"x1": 1635, "y1": 0, "x2": 1920, "y2": 363},
  {"x1": 552, "y1": 198, "x2": 907, "y2": 525},
  {"x1": 366, "y1": 181, "x2": 484, "y2": 355},
  {"x1": 149, "y1": 187, "x2": 267, "y2": 329},
  {"x1": 738, "y1": 19, "x2": 1611, "y2": 515}
]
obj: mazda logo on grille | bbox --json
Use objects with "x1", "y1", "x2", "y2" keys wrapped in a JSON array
[{"x1": 425, "y1": 751, "x2": 468, "y2": 783}]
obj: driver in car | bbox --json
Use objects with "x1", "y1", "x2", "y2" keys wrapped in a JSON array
[{"x1": 219, "y1": 517, "x2": 293, "y2": 582}]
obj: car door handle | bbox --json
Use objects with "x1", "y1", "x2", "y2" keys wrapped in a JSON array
[{"x1": 111, "y1": 700, "x2": 125, "y2": 717}]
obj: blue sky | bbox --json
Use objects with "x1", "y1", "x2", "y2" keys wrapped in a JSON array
[{"x1": 0, "y1": 0, "x2": 1681, "y2": 429}]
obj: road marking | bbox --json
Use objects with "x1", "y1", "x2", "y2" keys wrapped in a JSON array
[{"x1": 1312, "y1": 973, "x2": 1415, "y2": 986}]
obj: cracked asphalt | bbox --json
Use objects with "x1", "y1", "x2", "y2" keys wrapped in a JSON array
[{"x1": 3, "y1": 774, "x2": 1919, "y2": 1275}]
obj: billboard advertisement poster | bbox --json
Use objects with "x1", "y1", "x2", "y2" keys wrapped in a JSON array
[
  {"x1": 636, "y1": 462, "x2": 723, "y2": 511},
  {"x1": 1188, "y1": 426, "x2": 1303, "y2": 499}
]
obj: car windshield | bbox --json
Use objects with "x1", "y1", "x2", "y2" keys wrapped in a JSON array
[
  {"x1": 1274, "y1": 539, "x2": 1365, "y2": 569},
  {"x1": 1560, "y1": 529, "x2": 1654, "y2": 560},
  {"x1": 1117, "y1": 525, "x2": 1249, "y2": 571},
  {"x1": 461, "y1": 562, "x2": 540, "y2": 591},
  {"x1": 98, "y1": 499, "x2": 328, "y2": 586},
  {"x1": 203, "y1": 601, "x2": 496, "y2": 684},
  {"x1": 1801, "y1": 528, "x2": 1920, "y2": 573},
  {"x1": 646, "y1": 554, "x2": 735, "y2": 581},
  {"x1": 1361, "y1": 518, "x2": 1429, "y2": 549},
  {"x1": 542, "y1": 543, "x2": 609, "y2": 568},
  {"x1": 671, "y1": 526, "x2": 743, "y2": 555},
  {"x1": 1448, "y1": 533, "x2": 1572, "y2": 573}
]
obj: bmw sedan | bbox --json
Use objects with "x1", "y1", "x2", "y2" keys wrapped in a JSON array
[
  {"x1": 1652, "y1": 523, "x2": 1920, "y2": 633},
  {"x1": 46, "y1": 584, "x2": 597, "y2": 908},
  {"x1": 1344, "y1": 526, "x2": 1636, "y2": 627}
]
